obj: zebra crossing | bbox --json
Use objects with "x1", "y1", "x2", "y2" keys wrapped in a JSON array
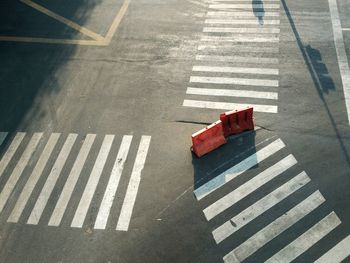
[
  {"x1": 0, "y1": 131, "x2": 151, "y2": 231},
  {"x1": 194, "y1": 137, "x2": 350, "y2": 262},
  {"x1": 183, "y1": 0, "x2": 281, "y2": 113}
]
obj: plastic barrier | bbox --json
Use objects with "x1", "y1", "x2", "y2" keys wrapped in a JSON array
[
  {"x1": 220, "y1": 107, "x2": 254, "y2": 137},
  {"x1": 191, "y1": 120, "x2": 227, "y2": 157}
]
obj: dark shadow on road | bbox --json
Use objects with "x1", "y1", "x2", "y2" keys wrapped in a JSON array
[
  {"x1": 281, "y1": 0, "x2": 350, "y2": 167},
  {"x1": 253, "y1": 0, "x2": 264, "y2": 25},
  {"x1": 0, "y1": 0, "x2": 101, "y2": 140},
  {"x1": 192, "y1": 130, "x2": 257, "y2": 190}
]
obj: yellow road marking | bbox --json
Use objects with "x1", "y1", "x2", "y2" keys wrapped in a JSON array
[
  {"x1": 21, "y1": 0, "x2": 105, "y2": 41},
  {"x1": 0, "y1": 0, "x2": 130, "y2": 45}
]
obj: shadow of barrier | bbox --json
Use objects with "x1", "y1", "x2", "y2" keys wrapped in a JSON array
[{"x1": 192, "y1": 130, "x2": 257, "y2": 193}]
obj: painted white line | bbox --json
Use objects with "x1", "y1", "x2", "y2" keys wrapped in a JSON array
[
  {"x1": 315, "y1": 234, "x2": 350, "y2": 263},
  {"x1": 205, "y1": 19, "x2": 280, "y2": 25},
  {"x1": 192, "y1": 66, "x2": 279, "y2": 75},
  {"x1": 0, "y1": 133, "x2": 26, "y2": 178},
  {"x1": 210, "y1": 4, "x2": 280, "y2": 9},
  {"x1": 206, "y1": 11, "x2": 280, "y2": 17},
  {"x1": 27, "y1": 134, "x2": 77, "y2": 225},
  {"x1": 197, "y1": 45, "x2": 279, "y2": 53},
  {"x1": 212, "y1": 171, "x2": 310, "y2": 244},
  {"x1": 190, "y1": 76, "x2": 279, "y2": 87},
  {"x1": 342, "y1": 28, "x2": 350, "y2": 31},
  {"x1": 7, "y1": 133, "x2": 60, "y2": 223},
  {"x1": 201, "y1": 36, "x2": 279, "y2": 43},
  {"x1": 204, "y1": 155, "x2": 297, "y2": 221},
  {"x1": 194, "y1": 138, "x2": 285, "y2": 200},
  {"x1": 183, "y1": 100, "x2": 278, "y2": 113},
  {"x1": 203, "y1": 27, "x2": 280, "y2": 34},
  {"x1": 0, "y1": 132, "x2": 8, "y2": 146},
  {"x1": 94, "y1": 136, "x2": 133, "y2": 230},
  {"x1": 223, "y1": 191, "x2": 326, "y2": 263},
  {"x1": 71, "y1": 135, "x2": 114, "y2": 228},
  {"x1": 116, "y1": 136, "x2": 151, "y2": 231},
  {"x1": 0, "y1": 133, "x2": 42, "y2": 214},
  {"x1": 266, "y1": 212, "x2": 340, "y2": 263},
  {"x1": 186, "y1": 87, "x2": 278, "y2": 100},
  {"x1": 328, "y1": 0, "x2": 350, "y2": 125},
  {"x1": 196, "y1": 55, "x2": 278, "y2": 64},
  {"x1": 48, "y1": 134, "x2": 96, "y2": 227}
]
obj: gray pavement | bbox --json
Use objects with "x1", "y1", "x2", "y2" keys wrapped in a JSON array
[{"x1": 0, "y1": 0, "x2": 350, "y2": 262}]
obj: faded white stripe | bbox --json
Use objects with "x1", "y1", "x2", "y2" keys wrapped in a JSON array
[
  {"x1": 315, "y1": 235, "x2": 350, "y2": 263},
  {"x1": 192, "y1": 66, "x2": 279, "y2": 75},
  {"x1": 203, "y1": 27, "x2": 280, "y2": 33},
  {"x1": 116, "y1": 136, "x2": 151, "y2": 231},
  {"x1": 212, "y1": 171, "x2": 310, "y2": 243},
  {"x1": 328, "y1": 0, "x2": 350, "y2": 125},
  {"x1": 27, "y1": 133, "x2": 77, "y2": 225},
  {"x1": 190, "y1": 76, "x2": 279, "y2": 87},
  {"x1": 204, "y1": 155, "x2": 297, "y2": 220},
  {"x1": 206, "y1": 11, "x2": 280, "y2": 17},
  {"x1": 71, "y1": 135, "x2": 114, "y2": 228},
  {"x1": 183, "y1": 100, "x2": 278, "y2": 113},
  {"x1": 197, "y1": 45, "x2": 279, "y2": 53},
  {"x1": 0, "y1": 133, "x2": 42, "y2": 214},
  {"x1": 48, "y1": 134, "x2": 96, "y2": 226},
  {"x1": 201, "y1": 35, "x2": 279, "y2": 43},
  {"x1": 266, "y1": 212, "x2": 341, "y2": 263},
  {"x1": 205, "y1": 19, "x2": 280, "y2": 25},
  {"x1": 8, "y1": 133, "x2": 60, "y2": 223},
  {"x1": 186, "y1": 87, "x2": 278, "y2": 100},
  {"x1": 223, "y1": 191, "x2": 326, "y2": 263},
  {"x1": 209, "y1": 4, "x2": 280, "y2": 8},
  {"x1": 0, "y1": 133, "x2": 26, "y2": 178},
  {"x1": 194, "y1": 138, "x2": 285, "y2": 200},
  {"x1": 196, "y1": 55, "x2": 278, "y2": 64},
  {"x1": 94, "y1": 135, "x2": 133, "y2": 230}
]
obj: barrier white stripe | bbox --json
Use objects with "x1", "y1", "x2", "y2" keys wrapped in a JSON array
[
  {"x1": 190, "y1": 76, "x2": 279, "y2": 87},
  {"x1": 266, "y1": 212, "x2": 341, "y2": 263},
  {"x1": 194, "y1": 138, "x2": 285, "y2": 200},
  {"x1": 0, "y1": 133, "x2": 43, "y2": 214},
  {"x1": 315, "y1": 235, "x2": 350, "y2": 263},
  {"x1": 328, "y1": 0, "x2": 350, "y2": 125},
  {"x1": 205, "y1": 19, "x2": 280, "y2": 25},
  {"x1": 94, "y1": 135, "x2": 133, "y2": 230},
  {"x1": 7, "y1": 133, "x2": 60, "y2": 223},
  {"x1": 212, "y1": 171, "x2": 310, "y2": 243},
  {"x1": 197, "y1": 45, "x2": 279, "y2": 53},
  {"x1": 223, "y1": 191, "x2": 326, "y2": 263},
  {"x1": 183, "y1": 100, "x2": 278, "y2": 113},
  {"x1": 116, "y1": 136, "x2": 151, "y2": 231},
  {"x1": 206, "y1": 12, "x2": 279, "y2": 17},
  {"x1": 203, "y1": 27, "x2": 280, "y2": 33},
  {"x1": 0, "y1": 132, "x2": 8, "y2": 146},
  {"x1": 209, "y1": 4, "x2": 280, "y2": 8},
  {"x1": 186, "y1": 87, "x2": 278, "y2": 100},
  {"x1": 27, "y1": 134, "x2": 77, "y2": 225},
  {"x1": 196, "y1": 55, "x2": 278, "y2": 64},
  {"x1": 204, "y1": 155, "x2": 297, "y2": 221},
  {"x1": 201, "y1": 36, "x2": 280, "y2": 43},
  {"x1": 48, "y1": 134, "x2": 96, "y2": 226},
  {"x1": 192, "y1": 66, "x2": 279, "y2": 75},
  {"x1": 71, "y1": 135, "x2": 114, "y2": 228},
  {"x1": 0, "y1": 132, "x2": 26, "y2": 178}
]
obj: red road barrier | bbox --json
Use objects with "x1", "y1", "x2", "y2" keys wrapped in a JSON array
[
  {"x1": 220, "y1": 107, "x2": 254, "y2": 137},
  {"x1": 191, "y1": 120, "x2": 227, "y2": 157}
]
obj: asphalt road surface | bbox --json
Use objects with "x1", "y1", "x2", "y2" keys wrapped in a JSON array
[{"x1": 0, "y1": 0, "x2": 350, "y2": 262}]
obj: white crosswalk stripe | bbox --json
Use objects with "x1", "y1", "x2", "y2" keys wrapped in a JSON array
[
  {"x1": 196, "y1": 55, "x2": 278, "y2": 64},
  {"x1": 192, "y1": 66, "x2": 279, "y2": 75},
  {"x1": 205, "y1": 19, "x2": 280, "y2": 25},
  {"x1": 195, "y1": 137, "x2": 345, "y2": 262},
  {"x1": 201, "y1": 36, "x2": 280, "y2": 43},
  {"x1": 197, "y1": 45, "x2": 279, "y2": 53},
  {"x1": 206, "y1": 11, "x2": 280, "y2": 17},
  {"x1": 265, "y1": 212, "x2": 341, "y2": 263},
  {"x1": 315, "y1": 234, "x2": 350, "y2": 262},
  {"x1": 209, "y1": 4, "x2": 280, "y2": 9},
  {"x1": 0, "y1": 132, "x2": 151, "y2": 231},
  {"x1": 190, "y1": 76, "x2": 279, "y2": 87},
  {"x1": 203, "y1": 27, "x2": 280, "y2": 33}
]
